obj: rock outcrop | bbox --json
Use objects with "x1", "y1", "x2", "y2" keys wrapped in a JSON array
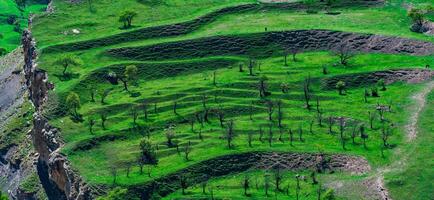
[{"x1": 22, "y1": 28, "x2": 92, "y2": 200}]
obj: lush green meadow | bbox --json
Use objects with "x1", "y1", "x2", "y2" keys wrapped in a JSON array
[
  {"x1": 0, "y1": 0, "x2": 46, "y2": 52},
  {"x1": 28, "y1": 0, "x2": 434, "y2": 199}
]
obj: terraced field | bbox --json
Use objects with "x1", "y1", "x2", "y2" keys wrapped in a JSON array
[{"x1": 3, "y1": 0, "x2": 432, "y2": 199}]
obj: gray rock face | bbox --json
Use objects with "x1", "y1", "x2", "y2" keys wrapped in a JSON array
[{"x1": 21, "y1": 29, "x2": 92, "y2": 200}]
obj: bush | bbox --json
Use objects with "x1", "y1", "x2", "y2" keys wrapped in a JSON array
[
  {"x1": 97, "y1": 187, "x2": 128, "y2": 200},
  {"x1": 7, "y1": 15, "x2": 18, "y2": 25}
]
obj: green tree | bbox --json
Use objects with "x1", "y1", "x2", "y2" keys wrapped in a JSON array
[
  {"x1": 408, "y1": 8, "x2": 425, "y2": 26},
  {"x1": 137, "y1": 138, "x2": 158, "y2": 175},
  {"x1": 336, "y1": 81, "x2": 346, "y2": 95},
  {"x1": 66, "y1": 92, "x2": 80, "y2": 119},
  {"x1": 125, "y1": 65, "x2": 138, "y2": 85},
  {"x1": 55, "y1": 55, "x2": 82, "y2": 76},
  {"x1": 119, "y1": 10, "x2": 138, "y2": 29}
]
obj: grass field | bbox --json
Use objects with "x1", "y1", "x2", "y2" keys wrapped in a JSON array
[
  {"x1": 0, "y1": 0, "x2": 46, "y2": 52},
  {"x1": 26, "y1": 0, "x2": 434, "y2": 199}
]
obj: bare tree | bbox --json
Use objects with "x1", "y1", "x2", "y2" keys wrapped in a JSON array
[
  {"x1": 258, "y1": 75, "x2": 269, "y2": 98},
  {"x1": 242, "y1": 175, "x2": 250, "y2": 196},
  {"x1": 184, "y1": 141, "x2": 192, "y2": 161},
  {"x1": 179, "y1": 174, "x2": 188, "y2": 195},
  {"x1": 259, "y1": 126, "x2": 264, "y2": 142},
  {"x1": 289, "y1": 128, "x2": 294, "y2": 146},
  {"x1": 298, "y1": 124, "x2": 304, "y2": 142},
  {"x1": 101, "y1": 112, "x2": 108, "y2": 130},
  {"x1": 266, "y1": 101, "x2": 274, "y2": 121},
  {"x1": 274, "y1": 168, "x2": 283, "y2": 191},
  {"x1": 264, "y1": 173, "x2": 271, "y2": 196},
  {"x1": 268, "y1": 123, "x2": 273, "y2": 147},
  {"x1": 131, "y1": 107, "x2": 138, "y2": 126},
  {"x1": 333, "y1": 44, "x2": 355, "y2": 66},
  {"x1": 226, "y1": 120, "x2": 235, "y2": 149},
  {"x1": 328, "y1": 116, "x2": 334, "y2": 134},
  {"x1": 142, "y1": 100, "x2": 149, "y2": 120},
  {"x1": 101, "y1": 89, "x2": 111, "y2": 104},
  {"x1": 368, "y1": 111, "x2": 375, "y2": 129},
  {"x1": 277, "y1": 100, "x2": 283, "y2": 127},
  {"x1": 248, "y1": 58, "x2": 255, "y2": 76},
  {"x1": 213, "y1": 71, "x2": 217, "y2": 86},
  {"x1": 248, "y1": 131, "x2": 254, "y2": 147},
  {"x1": 360, "y1": 125, "x2": 368, "y2": 149},
  {"x1": 217, "y1": 107, "x2": 225, "y2": 127},
  {"x1": 173, "y1": 101, "x2": 178, "y2": 115},
  {"x1": 165, "y1": 125, "x2": 176, "y2": 147},
  {"x1": 110, "y1": 167, "x2": 117, "y2": 185},
  {"x1": 338, "y1": 117, "x2": 346, "y2": 150},
  {"x1": 303, "y1": 76, "x2": 312, "y2": 110},
  {"x1": 88, "y1": 116, "x2": 95, "y2": 134}
]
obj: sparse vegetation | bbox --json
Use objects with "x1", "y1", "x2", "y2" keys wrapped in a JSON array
[{"x1": 1, "y1": 0, "x2": 432, "y2": 199}]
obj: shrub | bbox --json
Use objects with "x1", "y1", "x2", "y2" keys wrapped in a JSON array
[
  {"x1": 97, "y1": 187, "x2": 128, "y2": 200},
  {"x1": 7, "y1": 15, "x2": 18, "y2": 25},
  {"x1": 336, "y1": 81, "x2": 346, "y2": 95}
]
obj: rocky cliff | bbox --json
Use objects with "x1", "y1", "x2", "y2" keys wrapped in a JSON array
[{"x1": 21, "y1": 27, "x2": 92, "y2": 200}]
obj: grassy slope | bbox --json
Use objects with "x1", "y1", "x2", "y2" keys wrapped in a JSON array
[
  {"x1": 30, "y1": 0, "x2": 434, "y2": 198},
  {"x1": 386, "y1": 90, "x2": 434, "y2": 200},
  {"x1": 0, "y1": 0, "x2": 46, "y2": 52}
]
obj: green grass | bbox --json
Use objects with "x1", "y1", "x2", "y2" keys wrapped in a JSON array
[
  {"x1": 0, "y1": 0, "x2": 46, "y2": 52},
  {"x1": 386, "y1": 90, "x2": 434, "y2": 200},
  {"x1": 28, "y1": 0, "x2": 434, "y2": 199},
  {"x1": 164, "y1": 170, "x2": 344, "y2": 200}
]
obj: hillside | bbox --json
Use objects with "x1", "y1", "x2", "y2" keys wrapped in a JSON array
[{"x1": 0, "y1": 0, "x2": 433, "y2": 199}]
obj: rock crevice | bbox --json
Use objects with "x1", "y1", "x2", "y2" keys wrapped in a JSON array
[{"x1": 22, "y1": 28, "x2": 92, "y2": 200}]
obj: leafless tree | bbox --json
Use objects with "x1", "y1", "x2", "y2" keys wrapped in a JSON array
[
  {"x1": 142, "y1": 100, "x2": 148, "y2": 120},
  {"x1": 266, "y1": 101, "x2": 274, "y2": 121},
  {"x1": 226, "y1": 120, "x2": 235, "y2": 149},
  {"x1": 303, "y1": 76, "x2": 312, "y2": 110},
  {"x1": 277, "y1": 100, "x2": 283, "y2": 127},
  {"x1": 333, "y1": 43, "x2": 355, "y2": 66},
  {"x1": 184, "y1": 141, "x2": 192, "y2": 161}
]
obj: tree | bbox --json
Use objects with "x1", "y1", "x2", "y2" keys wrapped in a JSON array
[
  {"x1": 97, "y1": 187, "x2": 127, "y2": 200},
  {"x1": 55, "y1": 55, "x2": 82, "y2": 76},
  {"x1": 216, "y1": 107, "x2": 225, "y2": 127},
  {"x1": 303, "y1": 76, "x2": 312, "y2": 110},
  {"x1": 280, "y1": 82, "x2": 289, "y2": 93},
  {"x1": 179, "y1": 174, "x2": 188, "y2": 195},
  {"x1": 408, "y1": 8, "x2": 425, "y2": 27},
  {"x1": 336, "y1": 81, "x2": 346, "y2": 95},
  {"x1": 242, "y1": 175, "x2": 250, "y2": 196},
  {"x1": 264, "y1": 173, "x2": 271, "y2": 196},
  {"x1": 88, "y1": 116, "x2": 96, "y2": 134},
  {"x1": 274, "y1": 168, "x2": 283, "y2": 191},
  {"x1": 291, "y1": 48, "x2": 299, "y2": 62},
  {"x1": 333, "y1": 44, "x2": 355, "y2": 66},
  {"x1": 137, "y1": 138, "x2": 158, "y2": 175},
  {"x1": 360, "y1": 125, "x2": 368, "y2": 149},
  {"x1": 266, "y1": 101, "x2": 274, "y2": 121},
  {"x1": 131, "y1": 107, "x2": 138, "y2": 125},
  {"x1": 248, "y1": 58, "x2": 255, "y2": 76},
  {"x1": 277, "y1": 100, "x2": 283, "y2": 128},
  {"x1": 258, "y1": 75, "x2": 269, "y2": 98},
  {"x1": 289, "y1": 128, "x2": 294, "y2": 146},
  {"x1": 66, "y1": 92, "x2": 81, "y2": 119},
  {"x1": 338, "y1": 117, "x2": 346, "y2": 150},
  {"x1": 364, "y1": 88, "x2": 369, "y2": 103},
  {"x1": 226, "y1": 120, "x2": 235, "y2": 148},
  {"x1": 101, "y1": 89, "x2": 111, "y2": 104},
  {"x1": 119, "y1": 10, "x2": 138, "y2": 29},
  {"x1": 101, "y1": 112, "x2": 108, "y2": 130},
  {"x1": 124, "y1": 65, "x2": 138, "y2": 88},
  {"x1": 142, "y1": 101, "x2": 149, "y2": 120},
  {"x1": 110, "y1": 167, "x2": 117, "y2": 185},
  {"x1": 248, "y1": 131, "x2": 253, "y2": 147},
  {"x1": 165, "y1": 125, "x2": 176, "y2": 147},
  {"x1": 184, "y1": 141, "x2": 192, "y2": 161},
  {"x1": 268, "y1": 123, "x2": 273, "y2": 147}
]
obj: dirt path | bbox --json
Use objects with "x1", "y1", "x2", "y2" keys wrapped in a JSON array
[{"x1": 372, "y1": 80, "x2": 434, "y2": 200}]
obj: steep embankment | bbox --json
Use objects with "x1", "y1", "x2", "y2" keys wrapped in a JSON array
[
  {"x1": 21, "y1": 28, "x2": 92, "y2": 200},
  {"x1": 107, "y1": 30, "x2": 434, "y2": 61}
]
